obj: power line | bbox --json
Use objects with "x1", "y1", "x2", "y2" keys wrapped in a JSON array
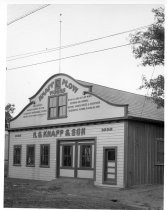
[
  {"x1": 6, "y1": 43, "x2": 131, "y2": 71},
  {"x1": 7, "y1": 4, "x2": 50, "y2": 26},
  {"x1": 7, "y1": 24, "x2": 152, "y2": 61}
]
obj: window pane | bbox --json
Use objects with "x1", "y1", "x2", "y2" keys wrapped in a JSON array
[
  {"x1": 27, "y1": 146, "x2": 35, "y2": 166},
  {"x1": 108, "y1": 149, "x2": 115, "y2": 161},
  {"x1": 59, "y1": 95, "x2": 66, "y2": 106},
  {"x1": 157, "y1": 141, "x2": 164, "y2": 163},
  {"x1": 157, "y1": 152, "x2": 164, "y2": 163},
  {"x1": 59, "y1": 106, "x2": 66, "y2": 117},
  {"x1": 81, "y1": 145, "x2": 91, "y2": 167},
  {"x1": 157, "y1": 141, "x2": 164, "y2": 153},
  {"x1": 14, "y1": 146, "x2": 21, "y2": 165},
  {"x1": 50, "y1": 97, "x2": 57, "y2": 107},
  {"x1": 40, "y1": 145, "x2": 49, "y2": 166},
  {"x1": 63, "y1": 146, "x2": 72, "y2": 167},
  {"x1": 50, "y1": 108, "x2": 57, "y2": 118}
]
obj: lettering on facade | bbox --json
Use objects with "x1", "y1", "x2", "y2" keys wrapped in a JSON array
[
  {"x1": 23, "y1": 104, "x2": 47, "y2": 118},
  {"x1": 39, "y1": 82, "x2": 54, "y2": 101},
  {"x1": 39, "y1": 78, "x2": 79, "y2": 102},
  {"x1": 101, "y1": 127, "x2": 113, "y2": 132},
  {"x1": 15, "y1": 134, "x2": 21, "y2": 137},
  {"x1": 33, "y1": 128, "x2": 85, "y2": 138},
  {"x1": 68, "y1": 95, "x2": 101, "y2": 112},
  {"x1": 62, "y1": 79, "x2": 78, "y2": 93}
]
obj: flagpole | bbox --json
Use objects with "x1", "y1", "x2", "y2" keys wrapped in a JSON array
[{"x1": 59, "y1": 13, "x2": 62, "y2": 73}]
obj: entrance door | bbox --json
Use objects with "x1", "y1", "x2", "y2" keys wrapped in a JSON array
[
  {"x1": 58, "y1": 142, "x2": 76, "y2": 178},
  {"x1": 103, "y1": 147, "x2": 117, "y2": 184},
  {"x1": 57, "y1": 140, "x2": 95, "y2": 179}
]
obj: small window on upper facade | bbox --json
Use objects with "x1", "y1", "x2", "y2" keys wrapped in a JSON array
[
  {"x1": 155, "y1": 138, "x2": 164, "y2": 165},
  {"x1": 13, "y1": 145, "x2": 21, "y2": 166},
  {"x1": 26, "y1": 145, "x2": 35, "y2": 167},
  {"x1": 48, "y1": 94, "x2": 67, "y2": 119}
]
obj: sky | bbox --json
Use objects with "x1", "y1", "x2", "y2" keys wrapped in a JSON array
[{"x1": 6, "y1": 3, "x2": 164, "y2": 116}]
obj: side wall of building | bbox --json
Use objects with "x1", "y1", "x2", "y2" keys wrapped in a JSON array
[
  {"x1": 8, "y1": 122, "x2": 125, "y2": 188},
  {"x1": 125, "y1": 120, "x2": 164, "y2": 187}
]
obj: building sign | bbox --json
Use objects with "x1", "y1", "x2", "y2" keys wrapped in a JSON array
[
  {"x1": 23, "y1": 103, "x2": 47, "y2": 118},
  {"x1": 33, "y1": 127, "x2": 85, "y2": 138},
  {"x1": 68, "y1": 95, "x2": 101, "y2": 112},
  {"x1": 39, "y1": 78, "x2": 79, "y2": 102}
]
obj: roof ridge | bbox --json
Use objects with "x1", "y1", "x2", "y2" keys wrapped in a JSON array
[{"x1": 77, "y1": 79, "x2": 149, "y2": 98}]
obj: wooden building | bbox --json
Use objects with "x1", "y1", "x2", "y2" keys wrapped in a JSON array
[{"x1": 8, "y1": 73, "x2": 164, "y2": 188}]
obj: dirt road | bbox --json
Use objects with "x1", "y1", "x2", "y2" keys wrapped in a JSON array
[{"x1": 4, "y1": 178, "x2": 163, "y2": 209}]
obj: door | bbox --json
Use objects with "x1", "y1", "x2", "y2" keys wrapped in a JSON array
[
  {"x1": 57, "y1": 140, "x2": 95, "y2": 179},
  {"x1": 103, "y1": 147, "x2": 117, "y2": 184}
]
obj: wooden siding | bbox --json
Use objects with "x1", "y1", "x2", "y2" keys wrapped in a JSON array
[
  {"x1": 125, "y1": 121, "x2": 164, "y2": 187},
  {"x1": 8, "y1": 122, "x2": 124, "y2": 188}
]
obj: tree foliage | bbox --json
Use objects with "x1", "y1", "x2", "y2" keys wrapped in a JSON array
[
  {"x1": 5, "y1": 103, "x2": 15, "y2": 129},
  {"x1": 129, "y1": 7, "x2": 164, "y2": 108}
]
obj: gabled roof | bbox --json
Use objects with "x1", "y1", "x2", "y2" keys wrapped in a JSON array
[{"x1": 78, "y1": 80, "x2": 164, "y2": 122}]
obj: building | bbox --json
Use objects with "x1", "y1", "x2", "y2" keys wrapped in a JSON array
[{"x1": 8, "y1": 73, "x2": 164, "y2": 188}]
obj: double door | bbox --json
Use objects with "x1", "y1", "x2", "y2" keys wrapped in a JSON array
[{"x1": 57, "y1": 140, "x2": 95, "y2": 179}]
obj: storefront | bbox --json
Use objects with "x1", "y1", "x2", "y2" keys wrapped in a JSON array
[{"x1": 8, "y1": 73, "x2": 164, "y2": 188}]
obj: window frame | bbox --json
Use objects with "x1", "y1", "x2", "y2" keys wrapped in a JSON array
[
  {"x1": 62, "y1": 144, "x2": 73, "y2": 169},
  {"x1": 26, "y1": 144, "x2": 35, "y2": 167},
  {"x1": 48, "y1": 93, "x2": 67, "y2": 120},
  {"x1": 155, "y1": 138, "x2": 164, "y2": 166},
  {"x1": 13, "y1": 145, "x2": 22, "y2": 166},
  {"x1": 80, "y1": 144, "x2": 92, "y2": 169},
  {"x1": 40, "y1": 144, "x2": 50, "y2": 168}
]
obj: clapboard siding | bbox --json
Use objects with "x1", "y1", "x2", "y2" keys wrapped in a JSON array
[
  {"x1": 126, "y1": 121, "x2": 164, "y2": 187},
  {"x1": 9, "y1": 122, "x2": 124, "y2": 187}
]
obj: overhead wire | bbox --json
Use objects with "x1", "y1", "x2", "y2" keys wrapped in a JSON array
[
  {"x1": 7, "y1": 4, "x2": 50, "y2": 26},
  {"x1": 6, "y1": 43, "x2": 132, "y2": 71},
  {"x1": 7, "y1": 24, "x2": 152, "y2": 61}
]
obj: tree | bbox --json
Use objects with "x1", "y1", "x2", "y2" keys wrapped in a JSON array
[
  {"x1": 129, "y1": 7, "x2": 164, "y2": 107},
  {"x1": 5, "y1": 103, "x2": 15, "y2": 130}
]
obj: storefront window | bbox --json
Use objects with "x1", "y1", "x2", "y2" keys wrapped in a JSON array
[
  {"x1": 63, "y1": 145, "x2": 73, "y2": 167},
  {"x1": 40, "y1": 144, "x2": 50, "y2": 167},
  {"x1": 48, "y1": 94, "x2": 67, "y2": 119},
  {"x1": 81, "y1": 145, "x2": 92, "y2": 168},
  {"x1": 26, "y1": 145, "x2": 35, "y2": 166},
  {"x1": 13, "y1": 145, "x2": 21, "y2": 166}
]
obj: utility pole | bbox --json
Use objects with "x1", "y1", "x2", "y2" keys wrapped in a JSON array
[{"x1": 59, "y1": 13, "x2": 62, "y2": 73}]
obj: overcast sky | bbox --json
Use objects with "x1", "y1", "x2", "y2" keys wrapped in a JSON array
[{"x1": 6, "y1": 3, "x2": 164, "y2": 116}]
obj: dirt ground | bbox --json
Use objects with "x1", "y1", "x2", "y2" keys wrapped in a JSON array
[{"x1": 4, "y1": 177, "x2": 163, "y2": 209}]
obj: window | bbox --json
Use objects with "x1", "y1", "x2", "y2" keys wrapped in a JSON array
[
  {"x1": 13, "y1": 145, "x2": 21, "y2": 166},
  {"x1": 48, "y1": 94, "x2": 67, "y2": 119},
  {"x1": 26, "y1": 145, "x2": 35, "y2": 166},
  {"x1": 40, "y1": 144, "x2": 50, "y2": 167},
  {"x1": 155, "y1": 139, "x2": 164, "y2": 165},
  {"x1": 108, "y1": 149, "x2": 115, "y2": 161},
  {"x1": 81, "y1": 145, "x2": 92, "y2": 168},
  {"x1": 62, "y1": 145, "x2": 73, "y2": 167}
]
